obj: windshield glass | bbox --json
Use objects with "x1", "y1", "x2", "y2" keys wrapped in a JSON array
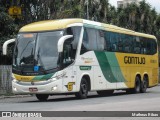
[
  {"x1": 13, "y1": 33, "x2": 36, "y2": 67},
  {"x1": 35, "y1": 31, "x2": 63, "y2": 70},
  {"x1": 13, "y1": 31, "x2": 63, "y2": 73}
]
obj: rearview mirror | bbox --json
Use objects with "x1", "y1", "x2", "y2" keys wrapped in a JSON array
[
  {"x1": 3, "y1": 38, "x2": 15, "y2": 55},
  {"x1": 57, "y1": 35, "x2": 73, "y2": 52}
]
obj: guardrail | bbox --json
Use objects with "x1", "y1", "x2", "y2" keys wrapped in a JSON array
[{"x1": 0, "y1": 65, "x2": 12, "y2": 95}]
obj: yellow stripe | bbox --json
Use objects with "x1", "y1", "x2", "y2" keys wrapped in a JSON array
[
  {"x1": 19, "y1": 19, "x2": 83, "y2": 32},
  {"x1": 13, "y1": 74, "x2": 35, "y2": 82}
]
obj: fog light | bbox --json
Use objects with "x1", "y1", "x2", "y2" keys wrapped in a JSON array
[
  {"x1": 13, "y1": 87, "x2": 17, "y2": 91},
  {"x1": 51, "y1": 86, "x2": 57, "y2": 91}
]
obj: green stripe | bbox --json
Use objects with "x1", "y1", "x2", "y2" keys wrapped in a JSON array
[
  {"x1": 32, "y1": 73, "x2": 54, "y2": 81},
  {"x1": 94, "y1": 51, "x2": 126, "y2": 83}
]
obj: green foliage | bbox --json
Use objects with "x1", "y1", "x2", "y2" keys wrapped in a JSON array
[{"x1": 0, "y1": 7, "x2": 18, "y2": 48}]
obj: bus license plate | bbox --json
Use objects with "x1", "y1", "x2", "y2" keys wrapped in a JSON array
[{"x1": 29, "y1": 88, "x2": 38, "y2": 92}]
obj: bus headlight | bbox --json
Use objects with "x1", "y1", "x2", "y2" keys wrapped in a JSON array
[
  {"x1": 51, "y1": 86, "x2": 58, "y2": 91},
  {"x1": 13, "y1": 86, "x2": 17, "y2": 91},
  {"x1": 12, "y1": 79, "x2": 18, "y2": 83}
]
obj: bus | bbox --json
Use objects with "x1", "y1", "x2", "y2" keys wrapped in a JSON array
[{"x1": 5, "y1": 19, "x2": 158, "y2": 101}]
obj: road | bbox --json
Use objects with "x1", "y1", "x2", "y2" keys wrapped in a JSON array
[{"x1": 0, "y1": 85, "x2": 160, "y2": 119}]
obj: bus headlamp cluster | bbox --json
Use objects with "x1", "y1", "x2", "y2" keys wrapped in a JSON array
[
  {"x1": 12, "y1": 79, "x2": 18, "y2": 83},
  {"x1": 51, "y1": 85, "x2": 58, "y2": 91},
  {"x1": 13, "y1": 86, "x2": 17, "y2": 91}
]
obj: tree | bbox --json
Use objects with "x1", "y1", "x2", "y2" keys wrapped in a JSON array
[{"x1": 0, "y1": 7, "x2": 18, "y2": 47}]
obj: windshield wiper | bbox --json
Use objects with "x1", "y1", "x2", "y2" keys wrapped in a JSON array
[
  {"x1": 36, "y1": 47, "x2": 47, "y2": 74},
  {"x1": 19, "y1": 40, "x2": 34, "y2": 65}
]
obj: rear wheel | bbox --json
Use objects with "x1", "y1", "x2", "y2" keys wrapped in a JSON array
[
  {"x1": 97, "y1": 90, "x2": 114, "y2": 96},
  {"x1": 140, "y1": 76, "x2": 148, "y2": 93},
  {"x1": 75, "y1": 78, "x2": 88, "y2": 99},
  {"x1": 126, "y1": 76, "x2": 141, "y2": 94},
  {"x1": 36, "y1": 94, "x2": 49, "y2": 101}
]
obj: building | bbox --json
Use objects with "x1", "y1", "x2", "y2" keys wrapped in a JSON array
[{"x1": 117, "y1": 0, "x2": 140, "y2": 8}]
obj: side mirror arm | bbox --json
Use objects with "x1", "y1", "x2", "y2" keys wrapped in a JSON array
[
  {"x1": 3, "y1": 38, "x2": 15, "y2": 55},
  {"x1": 58, "y1": 35, "x2": 73, "y2": 52}
]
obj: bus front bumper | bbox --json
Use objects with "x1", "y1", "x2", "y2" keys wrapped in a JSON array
[{"x1": 12, "y1": 79, "x2": 63, "y2": 94}]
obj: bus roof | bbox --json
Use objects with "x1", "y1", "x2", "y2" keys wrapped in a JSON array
[
  {"x1": 19, "y1": 18, "x2": 156, "y2": 39},
  {"x1": 20, "y1": 19, "x2": 83, "y2": 32}
]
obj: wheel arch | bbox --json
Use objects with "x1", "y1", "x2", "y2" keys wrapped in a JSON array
[
  {"x1": 82, "y1": 75, "x2": 91, "y2": 91},
  {"x1": 78, "y1": 73, "x2": 91, "y2": 91},
  {"x1": 135, "y1": 74, "x2": 141, "y2": 81}
]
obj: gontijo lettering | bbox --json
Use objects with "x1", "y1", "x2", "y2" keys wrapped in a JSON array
[{"x1": 124, "y1": 56, "x2": 145, "y2": 64}]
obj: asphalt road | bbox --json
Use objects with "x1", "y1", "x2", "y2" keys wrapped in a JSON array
[{"x1": 0, "y1": 85, "x2": 160, "y2": 119}]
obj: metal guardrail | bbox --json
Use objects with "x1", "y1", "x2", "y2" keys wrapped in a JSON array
[{"x1": 0, "y1": 65, "x2": 12, "y2": 94}]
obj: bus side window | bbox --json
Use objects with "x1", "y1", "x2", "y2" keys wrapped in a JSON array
[
  {"x1": 71, "y1": 26, "x2": 82, "y2": 59},
  {"x1": 133, "y1": 37, "x2": 141, "y2": 54},
  {"x1": 146, "y1": 39, "x2": 152, "y2": 55},
  {"x1": 65, "y1": 26, "x2": 82, "y2": 59},
  {"x1": 104, "y1": 31, "x2": 112, "y2": 51},
  {"x1": 140, "y1": 37, "x2": 147, "y2": 54},
  {"x1": 117, "y1": 34, "x2": 123, "y2": 52},
  {"x1": 124, "y1": 35, "x2": 133, "y2": 53},
  {"x1": 110, "y1": 32, "x2": 118, "y2": 52},
  {"x1": 123, "y1": 34, "x2": 130, "y2": 53},
  {"x1": 87, "y1": 28, "x2": 98, "y2": 50},
  {"x1": 96, "y1": 30, "x2": 105, "y2": 51},
  {"x1": 151, "y1": 40, "x2": 157, "y2": 54},
  {"x1": 80, "y1": 27, "x2": 98, "y2": 54},
  {"x1": 80, "y1": 28, "x2": 88, "y2": 54},
  {"x1": 147, "y1": 39, "x2": 157, "y2": 55}
]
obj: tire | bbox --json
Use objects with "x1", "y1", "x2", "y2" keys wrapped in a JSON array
[
  {"x1": 97, "y1": 90, "x2": 114, "y2": 96},
  {"x1": 140, "y1": 76, "x2": 148, "y2": 93},
  {"x1": 75, "y1": 78, "x2": 88, "y2": 99},
  {"x1": 134, "y1": 76, "x2": 141, "y2": 93},
  {"x1": 36, "y1": 94, "x2": 49, "y2": 101},
  {"x1": 126, "y1": 76, "x2": 141, "y2": 94}
]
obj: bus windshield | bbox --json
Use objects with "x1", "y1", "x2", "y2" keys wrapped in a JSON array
[{"x1": 13, "y1": 31, "x2": 63, "y2": 73}]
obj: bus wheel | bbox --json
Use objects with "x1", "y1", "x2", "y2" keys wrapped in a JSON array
[
  {"x1": 75, "y1": 78, "x2": 88, "y2": 99},
  {"x1": 140, "y1": 77, "x2": 148, "y2": 93},
  {"x1": 126, "y1": 76, "x2": 141, "y2": 94},
  {"x1": 36, "y1": 94, "x2": 49, "y2": 101},
  {"x1": 97, "y1": 90, "x2": 114, "y2": 96},
  {"x1": 133, "y1": 76, "x2": 141, "y2": 93},
  {"x1": 134, "y1": 76, "x2": 141, "y2": 93}
]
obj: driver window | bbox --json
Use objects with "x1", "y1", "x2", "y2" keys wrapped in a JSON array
[{"x1": 63, "y1": 27, "x2": 81, "y2": 67}]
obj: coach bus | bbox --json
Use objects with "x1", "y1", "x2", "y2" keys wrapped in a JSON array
[{"x1": 5, "y1": 19, "x2": 158, "y2": 101}]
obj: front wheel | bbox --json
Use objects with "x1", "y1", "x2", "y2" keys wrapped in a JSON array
[
  {"x1": 36, "y1": 94, "x2": 49, "y2": 101},
  {"x1": 75, "y1": 78, "x2": 88, "y2": 99}
]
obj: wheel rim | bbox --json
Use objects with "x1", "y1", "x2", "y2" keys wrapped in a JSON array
[
  {"x1": 143, "y1": 81, "x2": 147, "y2": 90},
  {"x1": 81, "y1": 82, "x2": 87, "y2": 94}
]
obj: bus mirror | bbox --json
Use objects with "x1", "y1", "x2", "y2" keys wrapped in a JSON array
[
  {"x1": 3, "y1": 38, "x2": 15, "y2": 55},
  {"x1": 58, "y1": 35, "x2": 73, "y2": 52}
]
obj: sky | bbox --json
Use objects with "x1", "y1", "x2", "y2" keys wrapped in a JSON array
[{"x1": 109, "y1": 0, "x2": 160, "y2": 13}]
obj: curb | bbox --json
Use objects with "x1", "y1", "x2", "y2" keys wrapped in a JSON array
[{"x1": 0, "y1": 95, "x2": 32, "y2": 99}]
